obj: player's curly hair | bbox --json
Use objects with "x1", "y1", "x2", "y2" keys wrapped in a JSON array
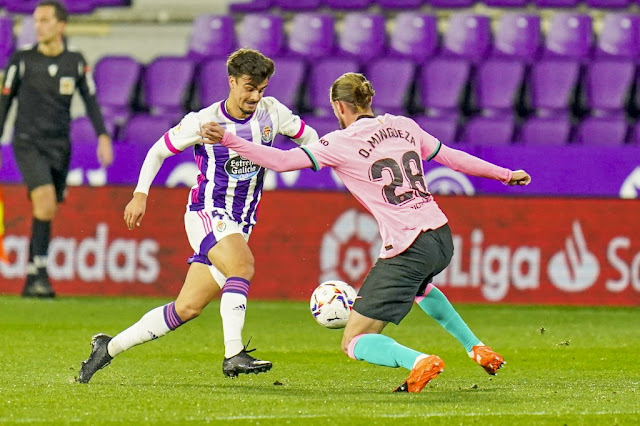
[
  {"x1": 227, "y1": 48, "x2": 275, "y2": 86},
  {"x1": 330, "y1": 73, "x2": 375, "y2": 112}
]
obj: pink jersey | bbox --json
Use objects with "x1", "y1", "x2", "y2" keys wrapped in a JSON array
[
  {"x1": 302, "y1": 114, "x2": 450, "y2": 257},
  {"x1": 220, "y1": 113, "x2": 512, "y2": 259}
]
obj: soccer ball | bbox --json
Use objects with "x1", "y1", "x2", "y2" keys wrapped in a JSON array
[{"x1": 309, "y1": 280, "x2": 357, "y2": 329}]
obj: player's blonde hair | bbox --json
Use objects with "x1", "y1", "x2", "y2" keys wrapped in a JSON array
[{"x1": 330, "y1": 73, "x2": 375, "y2": 112}]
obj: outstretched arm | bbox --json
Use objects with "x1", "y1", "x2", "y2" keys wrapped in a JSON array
[
  {"x1": 433, "y1": 143, "x2": 530, "y2": 186},
  {"x1": 198, "y1": 122, "x2": 313, "y2": 172}
]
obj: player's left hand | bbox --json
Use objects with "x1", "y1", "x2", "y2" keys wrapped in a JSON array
[
  {"x1": 508, "y1": 170, "x2": 531, "y2": 186},
  {"x1": 97, "y1": 134, "x2": 113, "y2": 167},
  {"x1": 197, "y1": 122, "x2": 225, "y2": 144}
]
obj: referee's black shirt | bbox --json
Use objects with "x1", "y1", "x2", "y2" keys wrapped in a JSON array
[{"x1": 0, "y1": 45, "x2": 107, "y2": 141}]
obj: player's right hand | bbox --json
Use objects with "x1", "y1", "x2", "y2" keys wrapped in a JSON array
[
  {"x1": 508, "y1": 170, "x2": 531, "y2": 186},
  {"x1": 124, "y1": 192, "x2": 147, "y2": 230}
]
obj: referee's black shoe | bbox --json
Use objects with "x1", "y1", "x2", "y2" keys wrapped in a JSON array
[
  {"x1": 77, "y1": 334, "x2": 113, "y2": 384},
  {"x1": 222, "y1": 342, "x2": 272, "y2": 377},
  {"x1": 21, "y1": 274, "x2": 55, "y2": 298}
]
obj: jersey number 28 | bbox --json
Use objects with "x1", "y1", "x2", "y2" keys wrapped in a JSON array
[{"x1": 369, "y1": 151, "x2": 429, "y2": 205}]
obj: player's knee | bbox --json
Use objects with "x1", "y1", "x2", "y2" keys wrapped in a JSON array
[
  {"x1": 228, "y1": 262, "x2": 255, "y2": 281},
  {"x1": 175, "y1": 302, "x2": 203, "y2": 322}
]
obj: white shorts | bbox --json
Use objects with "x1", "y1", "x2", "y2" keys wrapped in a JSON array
[{"x1": 184, "y1": 209, "x2": 250, "y2": 288}]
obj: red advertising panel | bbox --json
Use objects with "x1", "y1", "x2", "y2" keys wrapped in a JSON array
[{"x1": 1, "y1": 185, "x2": 639, "y2": 305}]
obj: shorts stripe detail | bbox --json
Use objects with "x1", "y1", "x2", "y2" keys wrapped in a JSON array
[
  {"x1": 163, "y1": 302, "x2": 184, "y2": 330},
  {"x1": 163, "y1": 132, "x2": 181, "y2": 154},
  {"x1": 222, "y1": 277, "x2": 250, "y2": 296},
  {"x1": 347, "y1": 334, "x2": 366, "y2": 360}
]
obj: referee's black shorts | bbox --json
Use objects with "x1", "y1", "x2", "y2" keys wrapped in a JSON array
[
  {"x1": 353, "y1": 224, "x2": 454, "y2": 325},
  {"x1": 12, "y1": 135, "x2": 71, "y2": 203}
]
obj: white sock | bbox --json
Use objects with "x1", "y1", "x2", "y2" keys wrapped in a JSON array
[
  {"x1": 107, "y1": 302, "x2": 183, "y2": 357},
  {"x1": 220, "y1": 277, "x2": 250, "y2": 358}
]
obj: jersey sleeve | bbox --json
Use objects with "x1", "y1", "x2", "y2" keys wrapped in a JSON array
[
  {"x1": 163, "y1": 112, "x2": 202, "y2": 152},
  {"x1": 298, "y1": 133, "x2": 344, "y2": 171},
  {"x1": 76, "y1": 53, "x2": 108, "y2": 136},
  {"x1": 0, "y1": 51, "x2": 21, "y2": 133},
  {"x1": 271, "y1": 97, "x2": 316, "y2": 145},
  {"x1": 416, "y1": 123, "x2": 442, "y2": 161}
]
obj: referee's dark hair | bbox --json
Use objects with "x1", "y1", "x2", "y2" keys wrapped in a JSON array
[{"x1": 37, "y1": 0, "x2": 69, "y2": 23}]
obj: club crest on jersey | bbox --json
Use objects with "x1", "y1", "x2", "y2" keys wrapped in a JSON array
[
  {"x1": 261, "y1": 126, "x2": 272, "y2": 143},
  {"x1": 224, "y1": 156, "x2": 260, "y2": 181},
  {"x1": 48, "y1": 64, "x2": 58, "y2": 77},
  {"x1": 216, "y1": 220, "x2": 226, "y2": 232}
]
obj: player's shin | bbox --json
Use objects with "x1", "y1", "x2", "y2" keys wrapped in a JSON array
[
  {"x1": 107, "y1": 301, "x2": 185, "y2": 357},
  {"x1": 415, "y1": 284, "x2": 481, "y2": 352},
  {"x1": 348, "y1": 333, "x2": 423, "y2": 369},
  {"x1": 220, "y1": 277, "x2": 250, "y2": 358}
]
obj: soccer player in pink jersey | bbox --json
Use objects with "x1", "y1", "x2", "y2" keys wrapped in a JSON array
[
  {"x1": 76, "y1": 49, "x2": 319, "y2": 384},
  {"x1": 197, "y1": 73, "x2": 531, "y2": 393}
]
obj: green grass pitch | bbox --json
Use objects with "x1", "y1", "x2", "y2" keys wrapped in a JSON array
[{"x1": 0, "y1": 296, "x2": 638, "y2": 425}]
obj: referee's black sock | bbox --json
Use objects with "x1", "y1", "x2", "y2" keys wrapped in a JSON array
[{"x1": 30, "y1": 218, "x2": 51, "y2": 276}]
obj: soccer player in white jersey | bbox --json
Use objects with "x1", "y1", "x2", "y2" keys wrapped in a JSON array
[
  {"x1": 77, "y1": 49, "x2": 319, "y2": 383},
  {"x1": 197, "y1": 72, "x2": 531, "y2": 393}
]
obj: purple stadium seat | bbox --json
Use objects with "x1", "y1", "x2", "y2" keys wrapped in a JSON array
[
  {"x1": 5, "y1": 0, "x2": 41, "y2": 14},
  {"x1": 573, "y1": 116, "x2": 628, "y2": 146},
  {"x1": 519, "y1": 116, "x2": 571, "y2": 145},
  {"x1": 16, "y1": 16, "x2": 36, "y2": 48},
  {"x1": 337, "y1": 13, "x2": 386, "y2": 61},
  {"x1": 118, "y1": 114, "x2": 174, "y2": 146},
  {"x1": 303, "y1": 115, "x2": 340, "y2": 137},
  {"x1": 325, "y1": 0, "x2": 373, "y2": 9},
  {"x1": 534, "y1": 0, "x2": 578, "y2": 6},
  {"x1": 493, "y1": 13, "x2": 541, "y2": 63},
  {"x1": 94, "y1": 55, "x2": 141, "y2": 124},
  {"x1": 586, "y1": 0, "x2": 631, "y2": 7},
  {"x1": 442, "y1": 13, "x2": 491, "y2": 64},
  {"x1": 288, "y1": 13, "x2": 335, "y2": 59},
  {"x1": 529, "y1": 59, "x2": 580, "y2": 116},
  {"x1": 378, "y1": 0, "x2": 424, "y2": 8},
  {"x1": 0, "y1": 17, "x2": 14, "y2": 69},
  {"x1": 543, "y1": 13, "x2": 593, "y2": 61},
  {"x1": 229, "y1": 0, "x2": 273, "y2": 13},
  {"x1": 428, "y1": 0, "x2": 474, "y2": 6},
  {"x1": 266, "y1": 57, "x2": 305, "y2": 110},
  {"x1": 187, "y1": 15, "x2": 235, "y2": 63},
  {"x1": 629, "y1": 121, "x2": 640, "y2": 145},
  {"x1": 365, "y1": 58, "x2": 415, "y2": 115},
  {"x1": 307, "y1": 57, "x2": 360, "y2": 116},
  {"x1": 418, "y1": 57, "x2": 471, "y2": 117},
  {"x1": 95, "y1": 0, "x2": 132, "y2": 7},
  {"x1": 70, "y1": 116, "x2": 117, "y2": 144},
  {"x1": 195, "y1": 58, "x2": 228, "y2": 108},
  {"x1": 276, "y1": 0, "x2": 322, "y2": 10},
  {"x1": 143, "y1": 56, "x2": 195, "y2": 121},
  {"x1": 413, "y1": 116, "x2": 458, "y2": 144},
  {"x1": 474, "y1": 59, "x2": 525, "y2": 116},
  {"x1": 462, "y1": 116, "x2": 515, "y2": 145},
  {"x1": 389, "y1": 13, "x2": 438, "y2": 63},
  {"x1": 64, "y1": 1, "x2": 96, "y2": 14},
  {"x1": 237, "y1": 14, "x2": 284, "y2": 58},
  {"x1": 484, "y1": 0, "x2": 528, "y2": 6},
  {"x1": 596, "y1": 13, "x2": 640, "y2": 60},
  {"x1": 584, "y1": 59, "x2": 635, "y2": 117}
]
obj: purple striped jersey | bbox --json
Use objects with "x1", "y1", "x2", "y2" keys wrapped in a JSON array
[{"x1": 163, "y1": 96, "x2": 310, "y2": 233}]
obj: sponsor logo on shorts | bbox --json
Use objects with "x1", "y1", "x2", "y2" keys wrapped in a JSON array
[
  {"x1": 224, "y1": 156, "x2": 260, "y2": 180},
  {"x1": 216, "y1": 220, "x2": 226, "y2": 232}
]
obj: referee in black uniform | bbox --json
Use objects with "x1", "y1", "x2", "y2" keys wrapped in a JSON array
[{"x1": 0, "y1": 1, "x2": 113, "y2": 298}]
